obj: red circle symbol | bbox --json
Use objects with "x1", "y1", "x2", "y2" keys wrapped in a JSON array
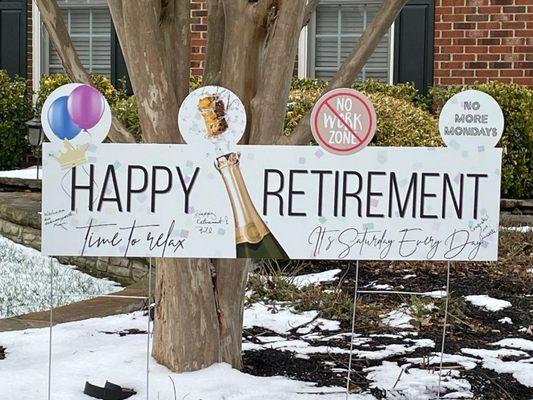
[{"x1": 310, "y1": 88, "x2": 377, "y2": 155}]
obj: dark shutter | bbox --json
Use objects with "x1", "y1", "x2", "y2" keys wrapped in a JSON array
[
  {"x1": 111, "y1": 26, "x2": 131, "y2": 94},
  {"x1": 393, "y1": 0, "x2": 434, "y2": 94},
  {"x1": 0, "y1": 0, "x2": 26, "y2": 78}
]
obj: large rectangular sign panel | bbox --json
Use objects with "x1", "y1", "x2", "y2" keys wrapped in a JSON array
[{"x1": 42, "y1": 144, "x2": 502, "y2": 261}]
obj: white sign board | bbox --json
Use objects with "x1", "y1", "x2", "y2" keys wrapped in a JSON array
[{"x1": 42, "y1": 144, "x2": 502, "y2": 261}]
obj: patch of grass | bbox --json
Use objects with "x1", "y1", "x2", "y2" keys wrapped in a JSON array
[
  {"x1": 247, "y1": 262, "x2": 390, "y2": 328},
  {"x1": 294, "y1": 286, "x2": 353, "y2": 323},
  {"x1": 247, "y1": 259, "x2": 309, "y2": 305}
]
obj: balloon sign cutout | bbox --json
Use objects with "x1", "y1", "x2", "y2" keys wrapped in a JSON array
[
  {"x1": 47, "y1": 96, "x2": 81, "y2": 140},
  {"x1": 41, "y1": 83, "x2": 112, "y2": 145},
  {"x1": 67, "y1": 85, "x2": 105, "y2": 132}
]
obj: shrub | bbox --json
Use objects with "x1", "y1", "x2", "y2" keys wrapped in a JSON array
[
  {"x1": 285, "y1": 87, "x2": 322, "y2": 136},
  {"x1": 353, "y1": 79, "x2": 419, "y2": 103},
  {"x1": 368, "y1": 93, "x2": 441, "y2": 147},
  {"x1": 112, "y1": 96, "x2": 141, "y2": 141},
  {"x1": 426, "y1": 82, "x2": 533, "y2": 198},
  {"x1": 285, "y1": 85, "x2": 440, "y2": 147},
  {"x1": 190, "y1": 75, "x2": 203, "y2": 90},
  {"x1": 36, "y1": 74, "x2": 126, "y2": 111},
  {"x1": 0, "y1": 70, "x2": 33, "y2": 169},
  {"x1": 290, "y1": 78, "x2": 420, "y2": 102}
]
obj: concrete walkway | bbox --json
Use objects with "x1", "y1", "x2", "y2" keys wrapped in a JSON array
[{"x1": 0, "y1": 279, "x2": 152, "y2": 332}]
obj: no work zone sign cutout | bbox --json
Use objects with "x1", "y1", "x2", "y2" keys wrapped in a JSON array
[{"x1": 311, "y1": 88, "x2": 376, "y2": 155}]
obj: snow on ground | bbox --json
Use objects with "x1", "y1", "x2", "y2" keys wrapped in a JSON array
[
  {"x1": 365, "y1": 281, "x2": 392, "y2": 290},
  {"x1": 289, "y1": 269, "x2": 342, "y2": 289},
  {"x1": 243, "y1": 302, "x2": 340, "y2": 334},
  {"x1": 491, "y1": 338, "x2": 533, "y2": 351},
  {"x1": 407, "y1": 353, "x2": 478, "y2": 370},
  {"x1": 501, "y1": 226, "x2": 532, "y2": 233},
  {"x1": 366, "y1": 361, "x2": 473, "y2": 400},
  {"x1": 422, "y1": 290, "x2": 447, "y2": 298},
  {"x1": 382, "y1": 307, "x2": 414, "y2": 329},
  {"x1": 0, "y1": 166, "x2": 41, "y2": 180},
  {"x1": 464, "y1": 295, "x2": 512, "y2": 312},
  {"x1": 355, "y1": 339, "x2": 435, "y2": 360},
  {"x1": 0, "y1": 234, "x2": 121, "y2": 318},
  {"x1": 462, "y1": 346, "x2": 533, "y2": 387},
  {"x1": 0, "y1": 311, "x2": 372, "y2": 400}
]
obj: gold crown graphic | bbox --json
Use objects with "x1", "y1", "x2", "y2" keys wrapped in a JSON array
[{"x1": 52, "y1": 140, "x2": 89, "y2": 170}]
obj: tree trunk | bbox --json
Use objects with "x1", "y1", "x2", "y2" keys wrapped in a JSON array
[
  {"x1": 152, "y1": 259, "x2": 221, "y2": 371},
  {"x1": 110, "y1": 0, "x2": 252, "y2": 373},
  {"x1": 44, "y1": 0, "x2": 402, "y2": 374}
]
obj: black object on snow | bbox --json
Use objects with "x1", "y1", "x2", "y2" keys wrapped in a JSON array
[{"x1": 83, "y1": 381, "x2": 136, "y2": 400}]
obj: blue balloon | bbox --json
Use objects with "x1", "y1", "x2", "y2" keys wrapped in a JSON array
[{"x1": 47, "y1": 96, "x2": 81, "y2": 140}]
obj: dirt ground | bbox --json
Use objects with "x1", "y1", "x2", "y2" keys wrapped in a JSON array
[{"x1": 243, "y1": 225, "x2": 532, "y2": 399}]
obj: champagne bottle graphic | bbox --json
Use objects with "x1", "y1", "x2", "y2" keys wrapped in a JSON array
[{"x1": 215, "y1": 152, "x2": 288, "y2": 259}]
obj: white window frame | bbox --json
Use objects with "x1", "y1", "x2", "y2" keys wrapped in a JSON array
[
  {"x1": 299, "y1": 0, "x2": 395, "y2": 84},
  {"x1": 32, "y1": 0, "x2": 42, "y2": 96}
]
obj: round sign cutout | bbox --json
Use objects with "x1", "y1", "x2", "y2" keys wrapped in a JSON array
[
  {"x1": 310, "y1": 88, "x2": 376, "y2": 155},
  {"x1": 439, "y1": 89, "x2": 504, "y2": 150}
]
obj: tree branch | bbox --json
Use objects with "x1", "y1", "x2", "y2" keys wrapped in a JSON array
[
  {"x1": 35, "y1": 0, "x2": 136, "y2": 143},
  {"x1": 302, "y1": 0, "x2": 319, "y2": 28},
  {"x1": 285, "y1": 0, "x2": 408, "y2": 145},
  {"x1": 203, "y1": 0, "x2": 225, "y2": 85}
]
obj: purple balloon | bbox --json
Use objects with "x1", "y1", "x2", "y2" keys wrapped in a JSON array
[{"x1": 67, "y1": 85, "x2": 105, "y2": 130}]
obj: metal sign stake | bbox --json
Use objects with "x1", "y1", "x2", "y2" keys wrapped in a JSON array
[
  {"x1": 345, "y1": 260, "x2": 360, "y2": 400},
  {"x1": 437, "y1": 261, "x2": 452, "y2": 399},
  {"x1": 146, "y1": 257, "x2": 153, "y2": 400},
  {"x1": 47, "y1": 257, "x2": 54, "y2": 400}
]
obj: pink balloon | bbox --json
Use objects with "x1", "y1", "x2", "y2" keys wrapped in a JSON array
[{"x1": 67, "y1": 85, "x2": 105, "y2": 130}]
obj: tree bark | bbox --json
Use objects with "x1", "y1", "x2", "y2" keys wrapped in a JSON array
[
  {"x1": 213, "y1": 259, "x2": 250, "y2": 369},
  {"x1": 250, "y1": 0, "x2": 306, "y2": 144},
  {"x1": 35, "y1": 0, "x2": 135, "y2": 144},
  {"x1": 110, "y1": 0, "x2": 251, "y2": 373},
  {"x1": 108, "y1": 0, "x2": 189, "y2": 144},
  {"x1": 220, "y1": 0, "x2": 272, "y2": 142},
  {"x1": 203, "y1": 0, "x2": 225, "y2": 85},
  {"x1": 285, "y1": 0, "x2": 408, "y2": 145},
  {"x1": 302, "y1": 0, "x2": 319, "y2": 28},
  {"x1": 152, "y1": 259, "x2": 221, "y2": 371}
]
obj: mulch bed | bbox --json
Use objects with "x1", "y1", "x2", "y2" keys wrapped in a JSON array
[{"x1": 244, "y1": 228, "x2": 533, "y2": 399}]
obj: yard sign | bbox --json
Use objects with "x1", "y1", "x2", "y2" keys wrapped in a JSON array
[{"x1": 41, "y1": 86, "x2": 503, "y2": 261}]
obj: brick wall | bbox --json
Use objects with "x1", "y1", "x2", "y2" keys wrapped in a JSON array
[
  {"x1": 25, "y1": 0, "x2": 532, "y2": 87},
  {"x1": 191, "y1": 0, "x2": 207, "y2": 76},
  {"x1": 434, "y1": 0, "x2": 532, "y2": 86}
]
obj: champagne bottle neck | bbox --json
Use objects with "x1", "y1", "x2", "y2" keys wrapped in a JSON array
[{"x1": 215, "y1": 152, "x2": 269, "y2": 245}]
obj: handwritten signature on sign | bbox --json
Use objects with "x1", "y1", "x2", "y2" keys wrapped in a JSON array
[
  {"x1": 195, "y1": 210, "x2": 229, "y2": 235},
  {"x1": 44, "y1": 209, "x2": 75, "y2": 230}
]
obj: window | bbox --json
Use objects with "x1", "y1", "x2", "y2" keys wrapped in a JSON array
[
  {"x1": 43, "y1": 0, "x2": 112, "y2": 77},
  {"x1": 308, "y1": 0, "x2": 392, "y2": 82}
]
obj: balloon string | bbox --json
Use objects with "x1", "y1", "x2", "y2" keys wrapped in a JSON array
[
  {"x1": 81, "y1": 165, "x2": 100, "y2": 208},
  {"x1": 60, "y1": 166, "x2": 99, "y2": 208},
  {"x1": 60, "y1": 169, "x2": 72, "y2": 199}
]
